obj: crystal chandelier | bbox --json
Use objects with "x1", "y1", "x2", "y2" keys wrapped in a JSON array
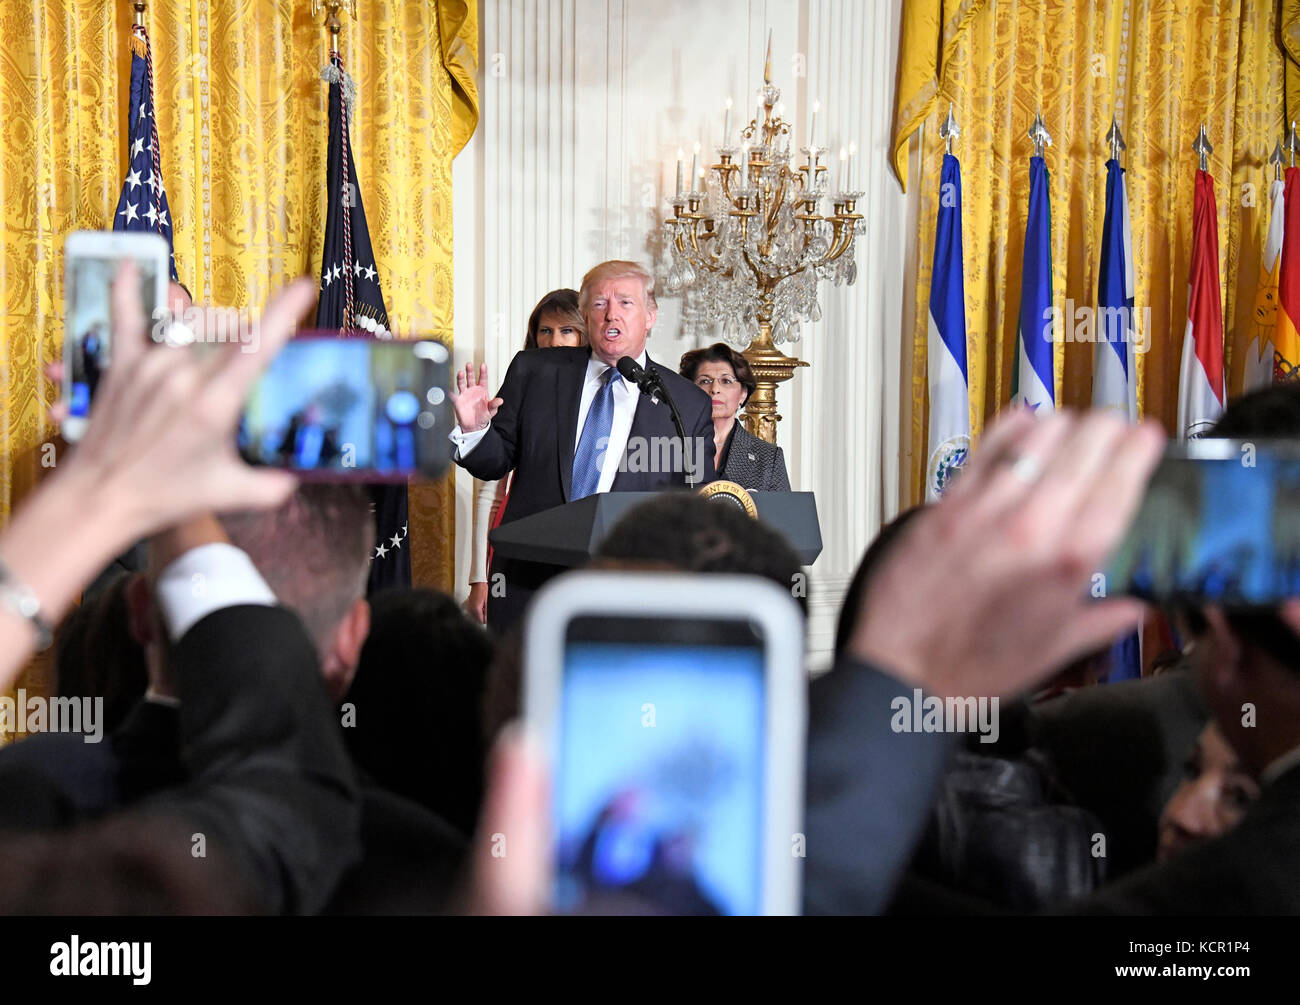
[{"x1": 662, "y1": 38, "x2": 863, "y2": 441}]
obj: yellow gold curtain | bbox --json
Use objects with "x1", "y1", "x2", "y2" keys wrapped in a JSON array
[
  {"x1": 0, "y1": 0, "x2": 478, "y2": 712},
  {"x1": 895, "y1": 0, "x2": 1284, "y2": 507}
]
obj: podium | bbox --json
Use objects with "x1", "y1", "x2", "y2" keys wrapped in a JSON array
[{"x1": 489, "y1": 491, "x2": 822, "y2": 567}]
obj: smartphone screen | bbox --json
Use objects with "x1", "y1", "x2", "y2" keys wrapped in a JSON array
[
  {"x1": 553, "y1": 615, "x2": 767, "y2": 916},
  {"x1": 64, "y1": 234, "x2": 168, "y2": 425},
  {"x1": 1108, "y1": 439, "x2": 1300, "y2": 606},
  {"x1": 238, "y1": 335, "x2": 454, "y2": 479}
]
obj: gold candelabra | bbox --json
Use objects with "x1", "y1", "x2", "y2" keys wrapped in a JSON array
[{"x1": 663, "y1": 34, "x2": 863, "y2": 442}]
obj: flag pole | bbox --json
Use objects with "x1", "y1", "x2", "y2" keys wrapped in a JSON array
[
  {"x1": 132, "y1": 0, "x2": 146, "y2": 27},
  {"x1": 1287, "y1": 121, "x2": 1298, "y2": 169},
  {"x1": 311, "y1": 0, "x2": 358, "y2": 55}
]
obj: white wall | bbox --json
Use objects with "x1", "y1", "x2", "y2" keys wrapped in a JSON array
[{"x1": 453, "y1": 0, "x2": 912, "y2": 670}]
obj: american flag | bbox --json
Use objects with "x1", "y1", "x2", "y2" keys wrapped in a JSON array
[
  {"x1": 112, "y1": 25, "x2": 178, "y2": 281},
  {"x1": 316, "y1": 51, "x2": 410, "y2": 594}
]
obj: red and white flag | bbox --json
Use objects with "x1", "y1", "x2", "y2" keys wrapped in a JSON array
[{"x1": 1177, "y1": 170, "x2": 1225, "y2": 438}]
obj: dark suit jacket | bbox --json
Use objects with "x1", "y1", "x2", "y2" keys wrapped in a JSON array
[
  {"x1": 803, "y1": 656, "x2": 955, "y2": 915},
  {"x1": 0, "y1": 605, "x2": 363, "y2": 915},
  {"x1": 459, "y1": 346, "x2": 716, "y2": 629},
  {"x1": 1068, "y1": 761, "x2": 1300, "y2": 914},
  {"x1": 723, "y1": 422, "x2": 791, "y2": 492}
]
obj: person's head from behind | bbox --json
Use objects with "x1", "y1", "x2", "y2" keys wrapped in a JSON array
[
  {"x1": 54, "y1": 572, "x2": 147, "y2": 737},
  {"x1": 1189, "y1": 382, "x2": 1300, "y2": 778},
  {"x1": 345, "y1": 588, "x2": 495, "y2": 835},
  {"x1": 1157, "y1": 721, "x2": 1260, "y2": 863},
  {"x1": 579, "y1": 260, "x2": 657, "y2": 367},
  {"x1": 526, "y1": 289, "x2": 586, "y2": 350},
  {"x1": 220, "y1": 485, "x2": 375, "y2": 702},
  {"x1": 679, "y1": 343, "x2": 756, "y2": 423}
]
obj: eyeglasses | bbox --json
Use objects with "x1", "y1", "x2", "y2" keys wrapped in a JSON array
[{"x1": 695, "y1": 375, "x2": 739, "y2": 390}]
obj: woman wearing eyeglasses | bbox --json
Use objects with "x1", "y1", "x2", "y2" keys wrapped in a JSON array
[{"x1": 679, "y1": 343, "x2": 790, "y2": 492}]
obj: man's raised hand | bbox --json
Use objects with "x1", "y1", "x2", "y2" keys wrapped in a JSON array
[{"x1": 450, "y1": 362, "x2": 504, "y2": 433}]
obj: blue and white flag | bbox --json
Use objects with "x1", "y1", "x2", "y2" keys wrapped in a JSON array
[
  {"x1": 1012, "y1": 156, "x2": 1055, "y2": 413},
  {"x1": 112, "y1": 25, "x2": 178, "y2": 281},
  {"x1": 925, "y1": 153, "x2": 970, "y2": 500},
  {"x1": 1092, "y1": 158, "x2": 1138, "y2": 420},
  {"x1": 1093, "y1": 159, "x2": 1142, "y2": 681}
]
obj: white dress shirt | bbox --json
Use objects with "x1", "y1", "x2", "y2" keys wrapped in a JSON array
[
  {"x1": 450, "y1": 350, "x2": 647, "y2": 496},
  {"x1": 153, "y1": 542, "x2": 276, "y2": 642}
]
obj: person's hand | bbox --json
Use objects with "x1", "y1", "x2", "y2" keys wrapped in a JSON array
[
  {"x1": 463, "y1": 581, "x2": 489, "y2": 624},
  {"x1": 58, "y1": 263, "x2": 313, "y2": 541},
  {"x1": 464, "y1": 725, "x2": 548, "y2": 915},
  {"x1": 849, "y1": 409, "x2": 1165, "y2": 700},
  {"x1": 449, "y1": 362, "x2": 503, "y2": 433}
]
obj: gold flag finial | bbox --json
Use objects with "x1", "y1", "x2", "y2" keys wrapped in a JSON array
[
  {"x1": 132, "y1": 1, "x2": 147, "y2": 27},
  {"x1": 1271, "y1": 139, "x2": 1285, "y2": 181},
  {"x1": 311, "y1": 0, "x2": 358, "y2": 54}
]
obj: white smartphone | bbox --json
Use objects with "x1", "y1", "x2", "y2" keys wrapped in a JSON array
[
  {"x1": 523, "y1": 570, "x2": 806, "y2": 916},
  {"x1": 62, "y1": 230, "x2": 170, "y2": 441}
]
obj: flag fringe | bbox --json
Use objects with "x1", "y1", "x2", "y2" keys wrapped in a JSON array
[
  {"x1": 129, "y1": 33, "x2": 147, "y2": 59},
  {"x1": 320, "y1": 64, "x2": 357, "y2": 124}
]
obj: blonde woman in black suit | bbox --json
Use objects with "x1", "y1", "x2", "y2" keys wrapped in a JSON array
[{"x1": 679, "y1": 343, "x2": 790, "y2": 492}]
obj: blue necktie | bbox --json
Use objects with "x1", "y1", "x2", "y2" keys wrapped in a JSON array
[{"x1": 572, "y1": 367, "x2": 616, "y2": 499}]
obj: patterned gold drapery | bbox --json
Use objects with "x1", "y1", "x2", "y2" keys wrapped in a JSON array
[
  {"x1": 0, "y1": 0, "x2": 478, "y2": 707},
  {"x1": 895, "y1": 0, "x2": 1285, "y2": 507}
]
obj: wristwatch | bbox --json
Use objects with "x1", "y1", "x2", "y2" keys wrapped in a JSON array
[{"x1": 0, "y1": 557, "x2": 53, "y2": 650}]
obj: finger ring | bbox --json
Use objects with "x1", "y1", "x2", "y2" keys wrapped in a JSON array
[{"x1": 1008, "y1": 454, "x2": 1043, "y2": 486}]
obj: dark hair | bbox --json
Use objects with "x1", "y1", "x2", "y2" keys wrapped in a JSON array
[
  {"x1": 678, "y1": 343, "x2": 757, "y2": 405},
  {"x1": 525, "y1": 289, "x2": 585, "y2": 350},
  {"x1": 54, "y1": 572, "x2": 147, "y2": 735},
  {"x1": 595, "y1": 493, "x2": 807, "y2": 615},
  {"x1": 344, "y1": 588, "x2": 494, "y2": 836},
  {"x1": 220, "y1": 485, "x2": 374, "y2": 653},
  {"x1": 1206, "y1": 382, "x2": 1300, "y2": 672},
  {"x1": 834, "y1": 507, "x2": 926, "y2": 660},
  {"x1": 1210, "y1": 382, "x2": 1300, "y2": 439}
]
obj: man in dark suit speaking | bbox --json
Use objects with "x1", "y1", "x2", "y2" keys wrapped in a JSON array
[{"x1": 449, "y1": 260, "x2": 716, "y2": 631}]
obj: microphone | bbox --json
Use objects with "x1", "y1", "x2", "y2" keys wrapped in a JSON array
[
  {"x1": 616, "y1": 355, "x2": 661, "y2": 402},
  {"x1": 615, "y1": 356, "x2": 698, "y2": 489}
]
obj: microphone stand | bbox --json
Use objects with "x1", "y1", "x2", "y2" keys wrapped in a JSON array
[{"x1": 646, "y1": 363, "x2": 697, "y2": 491}]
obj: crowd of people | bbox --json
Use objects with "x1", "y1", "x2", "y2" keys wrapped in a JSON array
[{"x1": 0, "y1": 258, "x2": 1297, "y2": 915}]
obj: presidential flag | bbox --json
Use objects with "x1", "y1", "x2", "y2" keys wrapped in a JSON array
[
  {"x1": 316, "y1": 52, "x2": 409, "y2": 593},
  {"x1": 1011, "y1": 155, "x2": 1055, "y2": 413},
  {"x1": 113, "y1": 24, "x2": 178, "y2": 281},
  {"x1": 1243, "y1": 178, "x2": 1285, "y2": 393},
  {"x1": 925, "y1": 152, "x2": 970, "y2": 500},
  {"x1": 1177, "y1": 170, "x2": 1225, "y2": 438},
  {"x1": 1092, "y1": 158, "x2": 1138, "y2": 420},
  {"x1": 1276, "y1": 167, "x2": 1300, "y2": 384}
]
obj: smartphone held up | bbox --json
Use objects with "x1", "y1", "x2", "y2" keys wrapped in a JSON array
[
  {"x1": 238, "y1": 334, "x2": 454, "y2": 481},
  {"x1": 523, "y1": 572, "x2": 806, "y2": 916}
]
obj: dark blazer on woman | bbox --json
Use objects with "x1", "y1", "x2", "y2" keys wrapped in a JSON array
[{"x1": 722, "y1": 421, "x2": 791, "y2": 491}]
